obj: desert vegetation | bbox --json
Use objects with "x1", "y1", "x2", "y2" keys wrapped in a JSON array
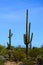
[
  {"x1": 0, "y1": 45, "x2": 43, "y2": 65},
  {"x1": 0, "y1": 10, "x2": 43, "y2": 65}
]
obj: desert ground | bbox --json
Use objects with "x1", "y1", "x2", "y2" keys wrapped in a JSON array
[{"x1": 4, "y1": 61, "x2": 23, "y2": 65}]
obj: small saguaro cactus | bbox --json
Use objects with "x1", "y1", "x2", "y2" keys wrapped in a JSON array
[
  {"x1": 7, "y1": 29, "x2": 13, "y2": 61},
  {"x1": 7, "y1": 29, "x2": 13, "y2": 49},
  {"x1": 24, "y1": 9, "x2": 33, "y2": 57}
]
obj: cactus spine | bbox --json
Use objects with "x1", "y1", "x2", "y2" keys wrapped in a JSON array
[{"x1": 24, "y1": 9, "x2": 33, "y2": 57}]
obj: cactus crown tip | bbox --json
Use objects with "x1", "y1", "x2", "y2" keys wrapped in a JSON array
[
  {"x1": 9, "y1": 29, "x2": 11, "y2": 30},
  {"x1": 26, "y1": 9, "x2": 28, "y2": 11}
]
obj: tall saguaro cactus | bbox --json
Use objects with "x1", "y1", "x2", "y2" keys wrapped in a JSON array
[
  {"x1": 7, "y1": 29, "x2": 13, "y2": 49},
  {"x1": 24, "y1": 9, "x2": 33, "y2": 57}
]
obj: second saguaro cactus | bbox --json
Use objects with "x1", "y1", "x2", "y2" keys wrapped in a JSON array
[
  {"x1": 7, "y1": 29, "x2": 13, "y2": 49},
  {"x1": 24, "y1": 9, "x2": 33, "y2": 57},
  {"x1": 7, "y1": 29, "x2": 13, "y2": 60}
]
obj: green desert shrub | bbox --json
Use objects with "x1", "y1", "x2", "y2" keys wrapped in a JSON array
[
  {"x1": 0, "y1": 45, "x2": 7, "y2": 56},
  {"x1": 13, "y1": 49, "x2": 26, "y2": 61},
  {"x1": 29, "y1": 48, "x2": 40, "y2": 58},
  {"x1": 0, "y1": 55, "x2": 5, "y2": 65},
  {"x1": 22, "y1": 58, "x2": 34, "y2": 65}
]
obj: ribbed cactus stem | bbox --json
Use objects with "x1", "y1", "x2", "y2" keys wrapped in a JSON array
[
  {"x1": 26, "y1": 9, "x2": 29, "y2": 43},
  {"x1": 26, "y1": 9, "x2": 29, "y2": 57},
  {"x1": 26, "y1": 44, "x2": 28, "y2": 57},
  {"x1": 8, "y1": 29, "x2": 13, "y2": 46}
]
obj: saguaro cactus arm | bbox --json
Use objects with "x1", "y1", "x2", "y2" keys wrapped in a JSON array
[
  {"x1": 24, "y1": 34, "x2": 26, "y2": 44},
  {"x1": 28, "y1": 22, "x2": 31, "y2": 43},
  {"x1": 29, "y1": 33, "x2": 33, "y2": 43}
]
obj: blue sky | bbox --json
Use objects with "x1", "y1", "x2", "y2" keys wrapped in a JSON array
[{"x1": 0, "y1": 0, "x2": 43, "y2": 47}]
